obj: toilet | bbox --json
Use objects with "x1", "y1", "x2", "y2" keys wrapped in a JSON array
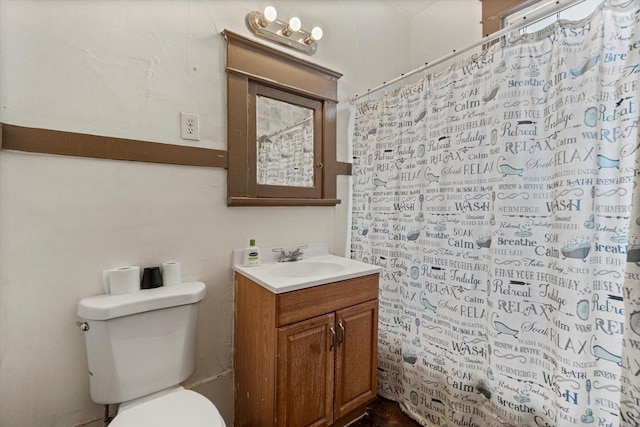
[{"x1": 77, "y1": 281, "x2": 226, "y2": 427}]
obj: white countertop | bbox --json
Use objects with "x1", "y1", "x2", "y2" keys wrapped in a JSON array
[{"x1": 232, "y1": 243, "x2": 381, "y2": 294}]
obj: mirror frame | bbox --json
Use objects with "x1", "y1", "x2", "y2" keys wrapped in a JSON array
[{"x1": 223, "y1": 30, "x2": 343, "y2": 206}]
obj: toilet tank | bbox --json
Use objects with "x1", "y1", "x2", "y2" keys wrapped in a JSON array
[{"x1": 77, "y1": 282, "x2": 206, "y2": 405}]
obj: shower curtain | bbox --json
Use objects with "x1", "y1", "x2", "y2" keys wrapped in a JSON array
[{"x1": 351, "y1": 2, "x2": 640, "y2": 426}]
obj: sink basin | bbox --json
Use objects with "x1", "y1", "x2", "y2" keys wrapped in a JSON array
[
  {"x1": 269, "y1": 261, "x2": 346, "y2": 278},
  {"x1": 233, "y1": 244, "x2": 382, "y2": 294}
]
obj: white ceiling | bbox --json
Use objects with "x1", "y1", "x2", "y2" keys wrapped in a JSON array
[{"x1": 386, "y1": 0, "x2": 441, "y2": 17}]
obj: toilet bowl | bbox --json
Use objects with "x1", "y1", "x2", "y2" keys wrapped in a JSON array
[{"x1": 109, "y1": 386, "x2": 225, "y2": 427}]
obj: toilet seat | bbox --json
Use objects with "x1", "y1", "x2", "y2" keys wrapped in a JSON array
[{"x1": 109, "y1": 386, "x2": 226, "y2": 427}]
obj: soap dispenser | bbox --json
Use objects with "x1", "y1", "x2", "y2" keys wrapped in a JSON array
[{"x1": 243, "y1": 239, "x2": 261, "y2": 267}]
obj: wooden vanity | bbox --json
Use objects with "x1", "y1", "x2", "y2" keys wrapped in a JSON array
[{"x1": 234, "y1": 272, "x2": 379, "y2": 427}]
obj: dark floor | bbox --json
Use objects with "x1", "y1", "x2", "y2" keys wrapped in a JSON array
[{"x1": 350, "y1": 397, "x2": 421, "y2": 427}]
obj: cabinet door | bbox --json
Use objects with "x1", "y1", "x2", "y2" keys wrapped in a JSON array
[
  {"x1": 334, "y1": 300, "x2": 378, "y2": 419},
  {"x1": 277, "y1": 313, "x2": 335, "y2": 427}
]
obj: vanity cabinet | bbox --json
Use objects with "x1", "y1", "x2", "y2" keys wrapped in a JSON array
[{"x1": 234, "y1": 273, "x2": 379, "y2": 427}]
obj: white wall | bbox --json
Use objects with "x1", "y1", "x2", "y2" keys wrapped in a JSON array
[
  {"x1": 410, "y1": 0, "x2": 482, "y2": 72},
  {"x1": 0, "y1": 1, "x2": 481, "y2": 426}
]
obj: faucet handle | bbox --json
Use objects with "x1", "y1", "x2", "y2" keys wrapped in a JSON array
[
  {"x1": 291, "y1": 246, "x2": 305, "y2": 261},
  {"x1": 273, "y1": 247, "x2": 288, "y2": 262}
]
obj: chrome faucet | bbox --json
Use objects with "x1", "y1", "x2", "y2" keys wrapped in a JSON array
[{"x1": 273, "y1": 245, "x2": 307, "y2": 262}]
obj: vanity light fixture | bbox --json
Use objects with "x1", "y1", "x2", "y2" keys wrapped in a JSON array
[{"x1": 246, "y1": 6, "x2": 322, "y2": 55}]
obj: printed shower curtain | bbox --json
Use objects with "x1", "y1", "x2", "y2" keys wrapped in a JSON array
[{"x1": 351, "y1": 2, "x2": 640, "y2": 426}]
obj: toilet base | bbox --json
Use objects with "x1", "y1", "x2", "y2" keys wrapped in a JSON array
[{"x1": 109, "y1": 386, "x2": 226, "y2": 427}]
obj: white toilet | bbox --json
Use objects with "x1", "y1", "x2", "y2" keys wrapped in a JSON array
[{"x1": 77, "y1": 281, "x2": 226, "y2": 427}]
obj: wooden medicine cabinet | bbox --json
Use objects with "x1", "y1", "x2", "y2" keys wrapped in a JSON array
[{"x1": 223, "y1": 30, "x2": 343, "y2": 206}]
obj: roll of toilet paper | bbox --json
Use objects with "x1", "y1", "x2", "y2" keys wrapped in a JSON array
[
  {"x1": 161, "y1": 261, "x2": 181, "y2": 286},
  {"x1": 102, "y1": 266, "x2": 141, "y2": 295}
]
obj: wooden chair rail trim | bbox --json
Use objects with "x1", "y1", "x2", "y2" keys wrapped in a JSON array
[
  {"x1": 0, "y1": 123, "x2": 228, "y2": 168},
  {"x1": 0, "y1": 124, "x2": 353, "y2": 179},
  {"x1": 336, "y1": 162, "x2": 352, "y2": 176}
]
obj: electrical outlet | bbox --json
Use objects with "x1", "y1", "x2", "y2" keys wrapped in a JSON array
[{"x1": 180, "y1": 112, "x2": 200, "y2": 141}]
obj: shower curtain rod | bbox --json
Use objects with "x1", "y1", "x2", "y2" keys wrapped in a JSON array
[
  {"x1": 263, "y1": 115, "x2": 312, "y2": 140},
  {"x1": 348, "y1": 0, "x2": 592, "y2": 104}
]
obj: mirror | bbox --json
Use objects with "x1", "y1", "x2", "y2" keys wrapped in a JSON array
[
  {"x1": 223, "y1": 30, "x2": 342, "y2": 206},
  {"x1": 249, "y1": 82, "x2": 323, "y2": 199},
  {"x1": 256, "y1": 95, "x2": 314, "y2": 187}
]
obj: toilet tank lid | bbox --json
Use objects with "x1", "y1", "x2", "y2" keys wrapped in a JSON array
[{"x1": 78, "y1": 282, "x2": 206, "y2": 320}]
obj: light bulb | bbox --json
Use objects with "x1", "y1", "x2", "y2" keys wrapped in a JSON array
[
  {"x1": 263, "y1": 6, "x2": 277, "y2": 22},
  {"x1": 289, "y1": 17, "x2": 301, "y2": 32},
  {"x1": 311, "y1": 26, "x2": 323, "y2": 41},
  {"x1": 304, "y1": 26, "x2": 323, "y2": 45},
  {"x1": 282, "y1": 16, "x2": 301, "y2": 37}
]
